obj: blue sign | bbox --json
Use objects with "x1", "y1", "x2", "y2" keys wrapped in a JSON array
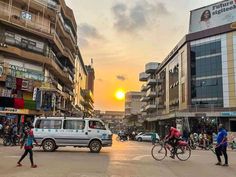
[{"x1": 221, "y1": 112, "x2": 236, "y2": 116}]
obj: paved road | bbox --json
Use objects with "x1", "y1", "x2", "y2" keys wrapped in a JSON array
[{"x1": 0, "y1": 138, "x2": 236, "y2": 177}]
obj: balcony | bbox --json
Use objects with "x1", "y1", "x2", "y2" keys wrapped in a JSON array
[
  {"x1": 141, "y1": 84, "x2": 149, "y2": 92},
  {"x1": 139, "y1": 72, "x2": 149, "y2": 82},
  {"x1": 57, "y1": 13, "x2": 77, "y2": 52},
  {"x1": 140, "y1": 107, "x2": 146, "y2": 112},
  {"x1": 145, "y1": 62, "x2": 159, "y2": 74},
  {"x1": 145, "y1": 104, "x2": 156, "y2": 111},
  {"x1": 140, "y1": 96, "x2": 149, "y2": 102},
  {"x1": 0, "y1": 45, "x2": 72, "y2": 86},
  {"x1": 146, "y1": 89, "x2": 156, "y2": 98},
  {"x1": 147, "y1": 78, "x2": 157, "y2": 86},
  {"x1": 0, "y1": 1, "x2": 52, "y2": 37}
]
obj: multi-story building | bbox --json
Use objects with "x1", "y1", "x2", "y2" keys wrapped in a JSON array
[
  {"x1": 140, "y1": 0, "x2": 236, "y2": 136},
  {"x1": 124, "y1": 91, "x2": 143, "y2": 127},
  {"x1": 0, "y1": 0, "x2": 79, "y2": 122},
  {"x1": 139, "y1": 62, "x2": 160, "y2": 130},
  {"x1": 74, "y1": 49, "x2": 87, "y2": 116},
  {"x1": 77, "y1": 64, "x2": 95, "y2": 117},
  {"x1": 94, "y1": 110, "x2": 124, "y2": 132}
]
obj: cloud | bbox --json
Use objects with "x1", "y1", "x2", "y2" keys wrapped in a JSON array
[
  {"x1": 116, "y1": 75, "x2": 126, "y2": 81},
  {"x1": 78, "y1": 23, "x2": 103, "y2": 47},
  {"x1": 112, "y1": 0, "x2": 170, "y2": 32}
]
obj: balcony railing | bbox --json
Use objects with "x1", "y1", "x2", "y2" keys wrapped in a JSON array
[
  {"x1": 145, "y1": 62, "x2": 159, "y2": 74},
  {"x1": 0, "y1": 1, "x2": 52, "y2": 35},
  {"x1": 145, "y1": 104, "x2": 156, "y2": 111},
  {"x1": 139, "y1": 72, "x2": 149, "y2": 82},
  {"x1": 146, "y1": 89, "x2": 156, "y2": 97},
  {"x1": 147, "y1": 78, "x2": 157, "y2": 86},
  {"x1": 33, "y1": 0, "x2": 59, "y2": 10}
]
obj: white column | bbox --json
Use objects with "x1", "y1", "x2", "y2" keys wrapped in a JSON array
[
  {"x1": 221, "y1": 34, "x2": 229, "y2": 107},
  {"x1": 233, "y1": 32, "x2": 236, "y2": 98}
]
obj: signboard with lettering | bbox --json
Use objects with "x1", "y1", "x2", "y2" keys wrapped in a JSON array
[
  {"x1": 221, "y1": 112, "x2": 236, "y2": 116},
  {"x1": 189, "y1": 0, "x2": 236, "y2": 33}
]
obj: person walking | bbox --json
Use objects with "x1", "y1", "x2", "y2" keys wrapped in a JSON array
[
  {"x1": 215, "y1": 124, "x2": 228, "y2": 166},
  {"x1": 151, "y1": 131, "x2": 157, "y2": 145},
  {"x1": 0, "y1": 122, "x2": 3, "y2": 138},
  {"x1": 17, "y1": 125, "x2": 38, "y2": 168}
]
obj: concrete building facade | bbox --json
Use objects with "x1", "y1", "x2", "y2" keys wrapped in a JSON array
[
  {"x1": 0, "y1": 0, "x2": 89, "y2": 122},
  {"x1": 139, "y1": 0, "x2": 236, "y2": 137}
]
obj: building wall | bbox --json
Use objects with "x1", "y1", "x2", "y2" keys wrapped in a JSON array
[
  {"x1": 74, "y1": 57, "x2": 87, "y2": 109},
  {"x1": 0, "y1": 0, "x2": 79, "y2": 117},
  {"x1": 178, "y1": 44, "x2": 188, "y2": 110},
  {"x1": 125, "y1": 92, "x2": 142, "y2": 116},
  {"x1": 190, "y1": 32, "x2": 236, "y2": 108}
]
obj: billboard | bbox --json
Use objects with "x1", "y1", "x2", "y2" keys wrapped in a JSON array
[{"x1": 189, "y1": 0, "x2": 236, "y2": 33}]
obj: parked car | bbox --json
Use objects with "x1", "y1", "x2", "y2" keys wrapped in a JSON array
[
  {"x1": 33, "y1": 117, "x2": 113, "y2": 153},
  {"x1": 135, "y1": 133, "x2": 160, "y2": 142}
]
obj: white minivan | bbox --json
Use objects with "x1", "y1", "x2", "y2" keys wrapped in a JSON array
[{"x1": 33, "y1": 117, "x2": 112, "y2": 153}]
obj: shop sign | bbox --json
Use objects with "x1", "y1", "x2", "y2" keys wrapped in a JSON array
[{"x1": 221, "y1": 112, "x2": 236, "y2": 116}]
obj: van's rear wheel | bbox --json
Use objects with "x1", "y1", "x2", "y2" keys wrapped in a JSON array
[
  {"x1": 42, "y1": 139, "x2": 56, "y2": 152},
  {"x1": 89, "y1": 140, "x2": 102, "y2": 153}
]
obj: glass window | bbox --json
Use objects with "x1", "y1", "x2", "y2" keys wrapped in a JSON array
[
  {"x1": 35, "y1": 119, "x2": 62, "y2": 129},
  {"x1": 64, "y1": 120, "x2": 85, "y2": 130},
  {"x1": 89, "y1": 120, "x2": 106, "y2": 130}
]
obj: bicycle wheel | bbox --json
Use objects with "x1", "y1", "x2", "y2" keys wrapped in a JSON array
[
  {"x1": 176, "y1": 145, "x2": 191, "y2": 161},
  {"x1": 151, "y1": 143, "x2": 167, "y2": 161},
  {"x1": 3, "y1": 138, "x2": 11, "y2": 146}
]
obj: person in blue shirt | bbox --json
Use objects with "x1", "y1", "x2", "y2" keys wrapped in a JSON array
[{"x1": 215, "y1": 124, "x2": 228, "y2": 166}]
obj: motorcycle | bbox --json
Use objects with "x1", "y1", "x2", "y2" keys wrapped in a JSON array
[
  {"x1": 3, "y1": 134, "x2": 20, "y2": 146},
  {"x1": 229, "y1": 140, "x2": 236, "y2": 150}
]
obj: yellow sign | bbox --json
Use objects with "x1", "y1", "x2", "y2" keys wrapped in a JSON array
[{"x1": 0, "y1": 108, "x2": 29, "y2": 114}]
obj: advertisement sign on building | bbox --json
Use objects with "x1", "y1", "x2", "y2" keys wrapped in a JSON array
[{"x1": 189, "y1": 0, "x2": 236, "y2": 33}]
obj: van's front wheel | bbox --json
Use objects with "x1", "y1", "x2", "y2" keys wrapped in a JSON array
[
  {"x1": 89, "y1": 140, "x2": 102, "y2": 153},
  {"x1": 42, "y1": 139, "x2": 56, "y2": 152}
]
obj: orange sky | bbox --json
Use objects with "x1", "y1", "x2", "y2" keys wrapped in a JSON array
[{"x1": 65, "y1": 0, "x2": 220, "y2": 111}]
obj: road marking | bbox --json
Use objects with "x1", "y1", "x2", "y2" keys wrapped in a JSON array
[{"x1": 132, "y1": 155, "x2": 151, "y2": 160}]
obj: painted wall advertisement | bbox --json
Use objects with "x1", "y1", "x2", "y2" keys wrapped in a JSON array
[{"x1": 189, "y1": 0, "x2": 236, "y2": 33}]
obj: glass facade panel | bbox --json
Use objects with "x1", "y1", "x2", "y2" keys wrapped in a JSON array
[{"x1": 191, "y1": 40, "x2": 223, "y2": 107}]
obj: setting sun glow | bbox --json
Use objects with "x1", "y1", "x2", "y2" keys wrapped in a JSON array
[{"x1": 115, "y1": 90, "x2": 125, "y2": 100}]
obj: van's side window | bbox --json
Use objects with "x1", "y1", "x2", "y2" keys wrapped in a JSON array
[
  {"x1": 35, "y1": 120, "x2": 62, "y2": 129},
  {"x1": 64, "y1": 120, "x2": 85, "y2": 130},
  {"x1": 89, "y1": 121, "x2": 105, "y2": 130}
]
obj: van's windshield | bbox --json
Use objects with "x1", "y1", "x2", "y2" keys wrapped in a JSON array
[{"x1": 89, "y1": 120, "x2": 106, "y2": 130}]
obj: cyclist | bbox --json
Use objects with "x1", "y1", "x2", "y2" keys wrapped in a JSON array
[{"x1": 165, "y1": 126, "x2": 181, "y2": 159}]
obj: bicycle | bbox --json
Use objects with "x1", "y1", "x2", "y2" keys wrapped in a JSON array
[{"x1": 151, "y1": 139, "x2": 191, "y2": 161}]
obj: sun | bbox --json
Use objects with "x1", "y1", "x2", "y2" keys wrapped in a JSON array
[{"x1": 115, "y1": 89, "x2": 125, "y2": 100}]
